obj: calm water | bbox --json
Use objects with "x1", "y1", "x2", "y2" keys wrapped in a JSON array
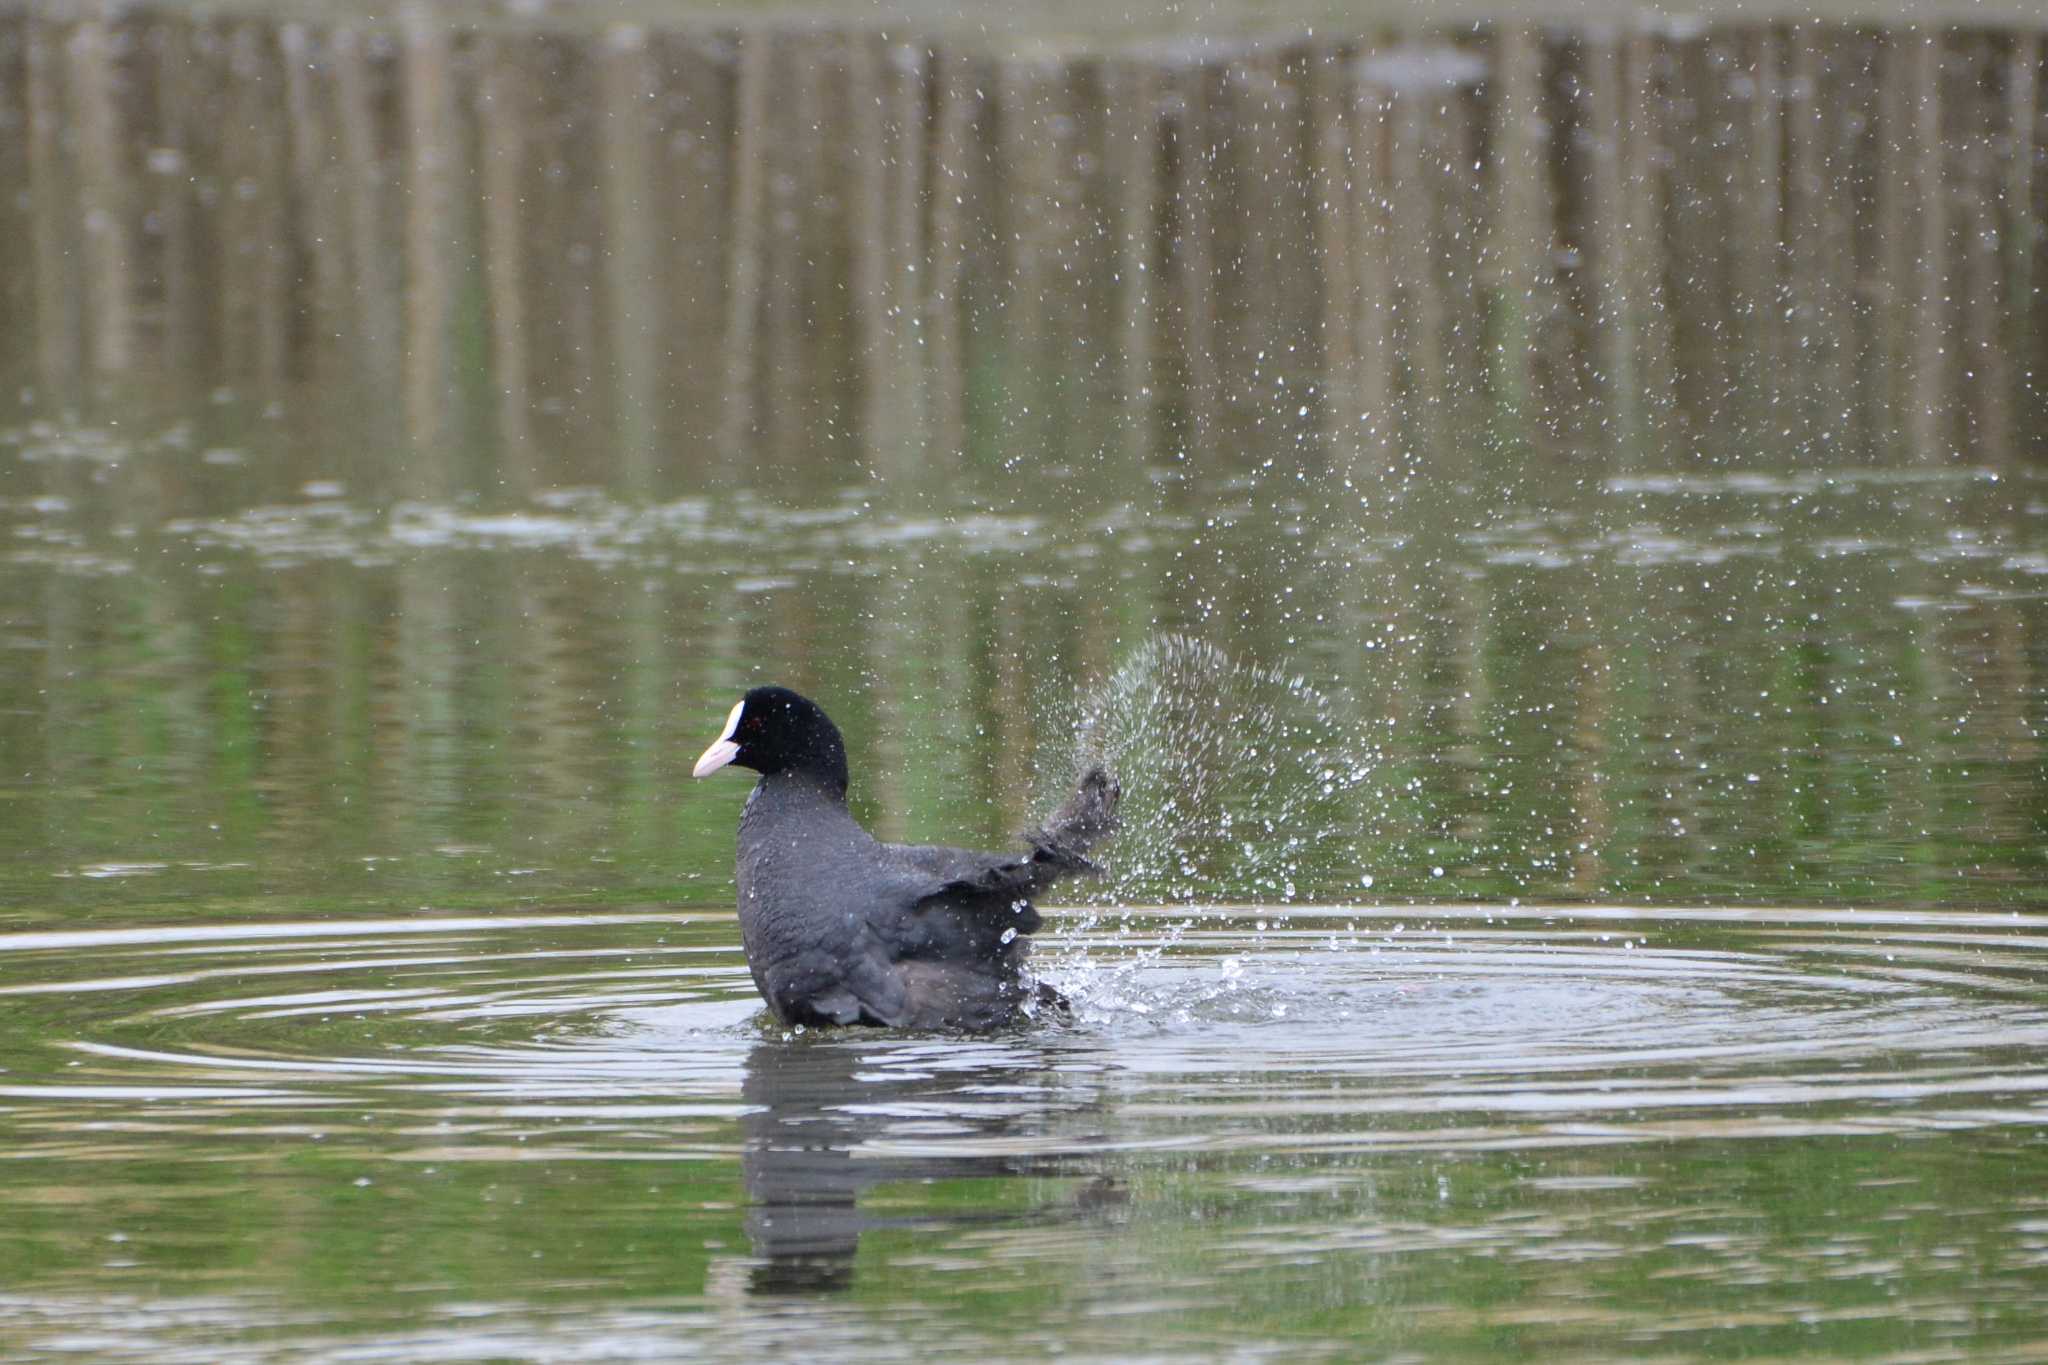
[{"x1": 3, "y1": 4, "x2": 2048, "y2": 1360}]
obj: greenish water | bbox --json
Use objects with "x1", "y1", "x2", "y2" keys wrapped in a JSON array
[
  {"x1": 5, "y1": 906, "x2": 2048, "y2": 1359},
  {"x1": 3, "y1": 6, "x2": 2048, "y2": 1360}
]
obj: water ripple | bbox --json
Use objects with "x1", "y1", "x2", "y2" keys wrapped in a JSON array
[{"x1": 0, "y1": 906, "x2": 2043, "y2": 1160}]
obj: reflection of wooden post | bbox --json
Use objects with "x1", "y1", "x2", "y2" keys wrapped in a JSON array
[
  {"x1": 925, "y1": 49, "x2": 974, "y2": 462},
  {"x1": 1351, "y1": 76, "x2": 1392, "y2": 475},
  {"x1": 1733, "y1": 28, "x2": 1781, "y2": 417},
  {"x1": 1796, "y1": 27, "x2": 1857, "y2": 456},
  {"x1": 1834, "y1": 30, "x2": 1875, "y2": 456},
  {"x1": 2010, "y1": 36, "x2": 2040, "y2": 374},
  {"x1": 989, "y1": 580, "x2": 1031, "y2": 837},
  {"x1": 759, "y1": 35, "x2": 815, "y2": 467},
  {"x1": 1438, "y1": 72, "x2": 1484, "y2": 443},
  {"x1": 284, "y1": 24, "x2": 352, "y2": 388},
  {"x1": 1977, "y1": 598, "x2": 2026, "y2": 845},
  {"x1": 1450, "y1": 570, "x2": 1489, "y2": 837},
  {"x1": 0, "y1": 20, "x2": 26, "y2": 380},
  {"x1": 1958, "y1": 36, "x2": 2006, "y2": 466},
  {"x1": 1664, "y1": 40, "x2": 1715, "y2": 440},
  {"x1": 864, "y1": 607, "x2": 915, "y2": 847},
  {"x1": 477, "y1": 34, "x2": 534, "y2": 473},
  {"x1": 271, "y1": 569, "x2": 328, "y2": 844},
  {"x1": 618, "y1": 569, "x2": 668, "y2": 868},
  {"x1": 1106, "y1": 60, "x2": 1159, "y2": 451},
  {"x1": 27, "y1": 20, "x2": 84, "y2": 395},
  {"x1": 661, "y1": 40, "x2": 726, "y2": 467},
  {"x1": 393, "y1": 553, "x2": 462, "y2": 852},
  {"x1": 403, "y1": 10, "x2": 458, "y2": 456},
  {"x1": 719, "y1": 34, "x2": 769, "y2": 463},
  {"x1": 1041, "y1": 61, "x2": 1084, "y2": 458},
  {"x1": 1310, "y1": 50, "x2": 1354, "y2": 453},
  {"x1": 1784, "y1": 26, "x2": 1823, "y2": 442},
  {"x1": 335, "y1": 27, "x2": 401, "y2": 404},
  {"x1": 884, "y1": 40, "x2": 930, "y2": 469},
  {"x1": 219, "y1": 26, "x2": 261, "y2": 380},
  {"x1": 602, "y1": 25, "x2": 660, "y2": 492},
  {"x1": 1570, "y1": 641, "x2": 1611, "y2": 894},
  {"x1": 1172, "y1": 61, "x2": 1218, "y2": 457},
  {"x1": 1230, "y1": 52, "x2": 1288, "y2": 406},
  {"x1": 523, "y1": 38, "x2": 588, "y2": 440},
  {"x1": 1999, "y1": 35, "x2": 2040, "y2": 467},
  {"x1": 1486, "y1": 26, "x2": 1546, "y2": 430},
  {"x1": 1875, "y1": 31, "x2": 1913, "y2": 453},
  {"x1": 155, "y1": 18, "x2": 208, "y2": 384},
  {"x1": 226, "y1": 24, "x2": 291, "y2": 393},
  {"x1": 69, "y1": 19, "x2": 137, "y2": 377},
  {"x1": 1389, "y1": 87, "x2": 1441, "y2": 464},
  {"x1": 846, "y1": 35, "x2": 894, "y2": 468},
  {"x1": 1585, "y1": 31, "x2": 1635, "y2": 445},
  {"x1": 1908, "y1": 30, "x2": 1944, "y2": 462},
  {"x1": 1625, "y1": 30, "x2": 1672, "y2": 451},
  {"x1": 998, "y1": 55, "x2": 1059, "y2": 458},
  {"x1": 1901, "y1": 580, "x2": 1946, "y2": 873},
  {"x1": 318, "y1": 563, "x2": 373, "y2": 845},
  {"x1": 520, "y1": 42, "x2": 569, "y2": 435}
]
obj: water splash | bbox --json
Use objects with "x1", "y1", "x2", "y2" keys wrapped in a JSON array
[
  {"x1": 1047, "y1": 635, "x2": 1384, "y2": 909},
  {"x1": 1032, "y1": 636, "x2": 1389, "y2": 1015}
]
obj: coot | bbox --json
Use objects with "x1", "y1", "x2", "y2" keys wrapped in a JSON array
[{"x1": 693, "y1": 686, "x2": 1119, "y2": 1030}]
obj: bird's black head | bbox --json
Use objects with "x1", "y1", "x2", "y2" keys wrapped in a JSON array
[{"x1": 692, "y1": 686, "x2": 849, "y2": 797}]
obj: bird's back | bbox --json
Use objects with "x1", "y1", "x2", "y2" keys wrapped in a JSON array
[{"x1": 733, "y1": 765, "x2": 1118, "y2": 1029}]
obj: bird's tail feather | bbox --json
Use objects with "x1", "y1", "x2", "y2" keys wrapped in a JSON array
[{"x1": 1023, "y1": 766, "x2": 1121, "y2": 873}]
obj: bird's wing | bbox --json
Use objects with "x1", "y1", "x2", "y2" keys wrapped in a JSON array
[
  {"x1": 809, "y1": 939, "x2": 911, "y2": 1027},
  {"x1": 886, "y1": 842, "x2": 1048, "y2": 912},
  {"x1": 882, "y1": 766, "x2": 1120, "y2": 914}
]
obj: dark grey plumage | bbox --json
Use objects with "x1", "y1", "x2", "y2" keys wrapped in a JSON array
[{"x1": 694, "y1": 686, "x2": 1119, "y2": 1031}]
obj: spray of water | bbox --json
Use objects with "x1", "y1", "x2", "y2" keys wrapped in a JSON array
[
  {"x1": 1036, "y1": 635, "x2": 1386, "y2": 1014},
  {"x1": 1062, "y1": 634, "x2": 1382, "y2": 905}
]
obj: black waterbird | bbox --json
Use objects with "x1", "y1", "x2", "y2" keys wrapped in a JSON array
[{"x1": 693, "y1": 686, "x2": 1120, "y2": 1030}]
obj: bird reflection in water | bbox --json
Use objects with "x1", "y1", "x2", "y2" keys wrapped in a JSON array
[{"x1": 738, "y1": 1035, "x2": 1122, "y2": 1294}]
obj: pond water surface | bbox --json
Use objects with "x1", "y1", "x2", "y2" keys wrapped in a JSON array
[{"x1": 3, "y1": 3, "x2": 2048, "y2": 1360}]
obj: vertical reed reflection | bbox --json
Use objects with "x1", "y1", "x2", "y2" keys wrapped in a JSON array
[
  {"x1": 1, "y1": 11, "x2": 2046, "y2": 911},
  {"x1": 25, "y1": 20, "x2": 82, "y2": 399},
  {"x1": 402, "y1": 13, "x2": 461, "y2": 456},
  {"x1": 476, "y1": 32, "x2": 534, "y2": 475},
  {"x1": 601, "y1": 25, "x2": 660, "y2": 492},
  {"x1": 0, "y1": 27, "x2": 25, "y2": 384},
  {"x1": 8, "y1": 14, "x2": 2036, "y2": 475}
]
